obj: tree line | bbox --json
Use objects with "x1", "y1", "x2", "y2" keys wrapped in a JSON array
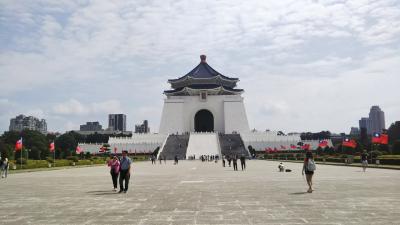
[{"x1": 0, "y1": 130, "x2": 132, "y2": 160}]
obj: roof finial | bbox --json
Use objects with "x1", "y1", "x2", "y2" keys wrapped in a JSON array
[{"x1": 200, "y1": 55, "x2": 206, "y2": 63}]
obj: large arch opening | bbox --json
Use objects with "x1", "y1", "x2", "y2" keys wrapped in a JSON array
[{"x1": 194, "y1": 109, "x2": 214, "y2": 132}]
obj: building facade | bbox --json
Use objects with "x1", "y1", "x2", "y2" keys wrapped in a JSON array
[
  {"x1": 159, "y1": 55, "x2": 250, "y2": 134},
  {"x1": 80, "y1": 121, "x2": 102, "y2": 131},
  {"x1": 9, "y1": 114, "x2": 47, "y2": 134},
  {"x1": 135, "y1": 120, "x2": 150, "y2": 133},
  {"x1": 108, "y1": 114, "x2": 126, "y2": 131},
  {"x1": 359, "y1": 106, "x2": 385, "y2": 135},
  {"x1": 369, "y1": 106, "x2": 385, "y2": 134}
]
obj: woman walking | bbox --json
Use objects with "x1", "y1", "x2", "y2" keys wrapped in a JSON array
[
  {"x1": 108, "y1": 156, "x2": 120, "y2": 191},
  {"x1": 302, "y1": 151, "x2": 316, "y2": 193}
]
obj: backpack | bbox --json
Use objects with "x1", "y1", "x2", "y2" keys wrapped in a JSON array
[{"x1": 307, "y1": 159, "x2": 316, "y2": 171}]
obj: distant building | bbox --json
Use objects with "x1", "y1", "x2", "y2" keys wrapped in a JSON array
[
  {"x1": 135, "y1": 120, "x2": 150, "y2": 133},
  {"x1": 80, "y1": 122, "x2": 102, "y2": 131},
  {"x1": 359, "y1": 117, "x2": 373, "y2": 135},
  {"x1": 369, "y1": 106, "x2": 385, "y2": 134},
  {"x1": 73, "y1": 130, "x2": 132, "y2": 136},
  {"x1": 349, "y1": 127, "x2": 360, "y2": 136},
  {"x1": 359, "y1": 106, "x2": 385, "y2": 135},
  {"x1": 9, "y1": 114, "x2": 47, "y2": 134},
  {"x1": 108, "y1": 114, "x2": 126, "y2": 131}
]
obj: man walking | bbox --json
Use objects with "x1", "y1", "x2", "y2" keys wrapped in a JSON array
[
  {"x1": 119, "y1": 150, "x2": 132, "y2": 193},
  {"x1": 240, "y1": 155, "x2": 246, "y2": 170},
  {"x1": 233, "y1": 155, "x2": 238, "y2": 171}
]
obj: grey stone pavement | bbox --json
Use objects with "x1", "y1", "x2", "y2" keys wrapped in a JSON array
[{"x1": 0, "y1": 160, "x2": 399, "y2": 225}]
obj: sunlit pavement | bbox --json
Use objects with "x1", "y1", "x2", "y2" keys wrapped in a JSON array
[{"x1": 0, "y1": 160, "x2": 399, "y2": 225}]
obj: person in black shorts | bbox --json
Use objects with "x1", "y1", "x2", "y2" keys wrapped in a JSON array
[{"x1": 302, "y1": 151, "x2": 314, "y2": 193}]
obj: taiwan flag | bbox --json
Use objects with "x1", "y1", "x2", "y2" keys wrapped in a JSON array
[
  {"x1": 15, "y1": 138, "x2": 23, "y2": 151},
  {"x1": 99, "y1": 147, "x2": 104, "y2": 153},
  {"x1": 301, "y1": 144, "x2": 311, "y2": 150},
  {"x1": 290, "y1": 144, "x2": 297, "y2": 149},
  {"x1": 318, "y1": 140, "x2": 328, "y2": 148},
  {"x1": 76, "y1": 146, "x2": 82, "y2": 154},
  {"x1": 342, "y1": 138, "x2": 357, "y2": 148},
  {"x1": 372, "y1": 133, "x2": 388, "y2": 145},
  {"x1": 49, "y1": 142, "x2": 55, "y2": 152}
]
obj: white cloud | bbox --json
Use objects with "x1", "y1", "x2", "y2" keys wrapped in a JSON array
[
  {"x1": 0, "y1": 0, "x2": 399, "y2": 133},
  {"x1": 53, "y1": 99, "x2": 123, "y2": 116}
]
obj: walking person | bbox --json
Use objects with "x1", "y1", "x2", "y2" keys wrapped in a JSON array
[
  {"x1": 233, "y1": 155, "x2": 238, "y2": 171},
  {"x1": 174, "y1": 155, "x2": 178, "y2": 165},
  {"x1": 240, "y1": 155, "x2": 246, "y2": 170},
  {"x1": 302, "y1": 151, "x2": 316, "y2": 193},
  {"x1": 361, "y1": 150, "x2": 369, "y2": 172},
  {"x1": 107, "y1": 156, "x2": 120, "y2": 191},
  {"x1": 119, "y1": 151, "x2": 132, "y2": 193},
  {"x1": 1, "y1": 157, "x2": 9, "y2": 178}
]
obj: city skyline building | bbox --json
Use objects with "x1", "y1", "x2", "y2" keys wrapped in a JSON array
[
  {"x1": 80, "y1": 121, "x2": 102, "y2": 131},
  {"x1": 9, "y1": 114, "x2": 47, "y2": 134},
  {"x1": 358, "y1": 105, "x2": 385, "y2": 135},
  {"x1": 108, "y1": 114, "x2": 126, "y2": 132},
  {"x1": 369, "y1": 105, "x2": 385, "y2": 134},
  {"x1": 135, "y1": 120, "x2": 150, "y2": 133}
]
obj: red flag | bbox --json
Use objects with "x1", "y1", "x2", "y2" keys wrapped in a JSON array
[
  {"x1": 301, "y1": 144, "x2": 311, "y2": 150},
  {"x1": 99, "y1": 146, "x2": 106, "y2": 153},
  {"x1": 342, "y1": 138, "x2": 357, "y2": 148},
  {"x1": 372, "y1": 133, "x2": 388, "y2": 145},
  {"x1": 76, "y1": 146, "x2": 82, "y2": 154},
  {"x1": 290, "y1": 144, "x2": 297, "y2": 149},
  {"x1": 381, "y1": 134, "x2": 388, "y2": 144},
  {"x1": 15, "y1": 138, "x2": 23, "y2": 151},
  {"x1": 49, "y1": 142, "x2": 55, "y2": 152},
  {"x1": 318, "y1": 140, "x2": 328, "y2": 147}
]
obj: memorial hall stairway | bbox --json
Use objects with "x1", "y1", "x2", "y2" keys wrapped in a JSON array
[
  {"x1": 219, "y1": 134, "x2": 250, "y2": 157},
  {"x1": 158, "y1": 134, "x2": 189, "y2": 160}
]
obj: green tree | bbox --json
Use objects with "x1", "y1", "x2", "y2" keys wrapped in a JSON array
[
  {"x1": 388, "y1": 121, "x2": 400, "y2": 144},
  {"x1": 392, "y1": 140, "x2": 400, "y2": 155}
]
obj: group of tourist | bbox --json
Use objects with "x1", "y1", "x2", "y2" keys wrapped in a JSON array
[
  {"x1": 0, "y1": 157, "x2": 9, "y2": 178},
  {"x1": 107, "y1": 150, "x2": 132, "y2": 193},
  {"x1": 199, "y1": 155, "x2": 219, "y2": 162},
  {"x1": 222, "y1": 155, "x2": 247, "y2": 171}
]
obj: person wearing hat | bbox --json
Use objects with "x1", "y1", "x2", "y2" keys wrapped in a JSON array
[{"x1": 119, "y1": 150, "x2": 132, "y2": 193}]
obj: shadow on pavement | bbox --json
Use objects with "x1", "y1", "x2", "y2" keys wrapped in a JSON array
[
  {"x1": 289, "y1": 192, "x2": 308, "y2": 195},
  {"x1": 87, "y1": 190, "x2": 119, "y2": 195}
]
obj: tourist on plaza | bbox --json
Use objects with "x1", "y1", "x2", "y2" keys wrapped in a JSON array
[
  {"x1": 151, "y1": 155, "x2": 156, "y2": 165},
  {"x1": 240, "y1": 155, "x2": 246, "y2": 170},
  {"x1": 227, "y1": 155, "x2": 232, "y2": 167},
  {"x1": 107, "y1": 156, "x2": 120, "y2": 191},
  {"x1": 361, "y1": 150, "x2": 369, "y2": 172},
  {"x1": 302, "y1": 151, "x2": 316, "y2": 193},
  {"x1": 174, "y1": 155, "x2": 178, "y2": 165},
  {"x1": 222, "y1": 157, "x2": 226, "y2": 167},
  {"x1": 119, "y1": 150, "x2": 132, "y2": 193},
  {"x1": 278, "y1": 162, "x2": 285, "y2": 172},
  {"x1": 1, "y1": 157, "x2": 9, "y2": 178},
  {"x1": 233, "y1": 155, "x2": 238, "y2": 171}
]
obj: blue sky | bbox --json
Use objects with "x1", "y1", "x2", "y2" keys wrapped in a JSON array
[{"x1": 0, "y1": 0, "x2": 399, "y2": 134}]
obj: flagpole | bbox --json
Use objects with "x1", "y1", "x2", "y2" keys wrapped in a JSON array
[{"x1": 20, "y1": 147, "x2": 23, "y2": 169}]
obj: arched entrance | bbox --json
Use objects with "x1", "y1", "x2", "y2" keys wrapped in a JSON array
[{"x1": 194, "y1": 109, "x2": 214, "y2": 132}]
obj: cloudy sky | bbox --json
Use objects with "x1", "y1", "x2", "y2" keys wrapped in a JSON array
[{"x1": 0, "y1": 0, "x2": 399, "y2": 134}]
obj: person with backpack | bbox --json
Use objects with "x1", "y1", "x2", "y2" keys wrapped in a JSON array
[{"x1": 302, "y1": 150, "x2": 316, "y2": 193}]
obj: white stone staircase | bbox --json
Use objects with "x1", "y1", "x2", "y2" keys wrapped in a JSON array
[{"x1": 186, "y1": 132, "x2": 221, "y2": 158}]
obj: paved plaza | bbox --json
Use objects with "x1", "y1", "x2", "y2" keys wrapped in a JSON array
[{"x1": 0, "y1": 160, "x2": 399, "y2": 225}]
